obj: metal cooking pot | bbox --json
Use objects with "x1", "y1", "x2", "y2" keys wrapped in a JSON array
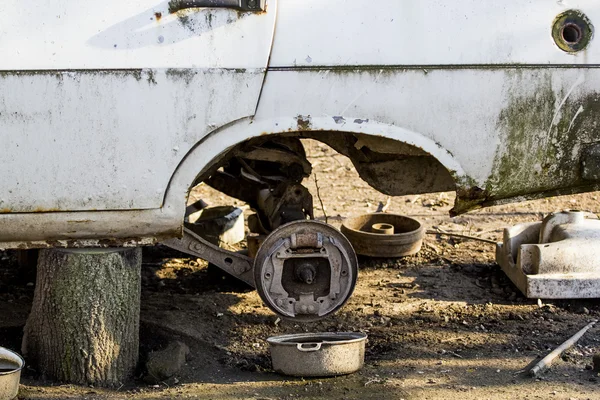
[
  {"x1": 267, "y1": 332, "x2": 367, "y2": 377},
  {"x1": 0, "y1": 347, "x2": 24, "y2": 400}
]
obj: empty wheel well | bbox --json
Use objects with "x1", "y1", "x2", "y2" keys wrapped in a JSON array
[{"x1": 189, "y1": 131, "x2": 456, "y2": 199}]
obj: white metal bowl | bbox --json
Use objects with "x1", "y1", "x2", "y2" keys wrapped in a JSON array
[{"x1": 267, "y1": 332, "x2": 367, "y2": 377}]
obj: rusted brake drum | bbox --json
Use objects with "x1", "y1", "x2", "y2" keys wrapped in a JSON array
[
  {"x1": 254, "y1": 221, "x2": 358, "y2": 322},
  {"x1": 341, "y1": 213, "x2": 424, "y2": 257}
]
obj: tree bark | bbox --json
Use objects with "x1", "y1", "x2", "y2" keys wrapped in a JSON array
[{"x1": 22, "y1": 248, "x2": 142, "y2": 387}]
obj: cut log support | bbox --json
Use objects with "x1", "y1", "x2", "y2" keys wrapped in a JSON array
[{"x1": 22, "y1": 248, "x2": 142, "y2": 387}]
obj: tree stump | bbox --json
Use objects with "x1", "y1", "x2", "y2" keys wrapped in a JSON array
[{"x1": 22, "y1": 248, "x2": 142, "y2": 387}]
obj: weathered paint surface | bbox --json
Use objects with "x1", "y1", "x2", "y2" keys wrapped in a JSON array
[
  {"x1": 270, "y1": 0, "x2": 600, "y2": 66},
  {"x1": 0, "y1": 0, "x2": 276, "y2": 212},
  {"x1": 0, "y1": 69, "x2": 264, "y2": 212},
  {"x1": 2, "y1": 0, "x2": 600, "y2": 247},
  {"x1": 488, "y1": 70, "x2": 600, "y2": 200},
  {"x1": 0, "y1": 1, "x2": 274, "y2": 69},
  {"x1": 254, "y1": 67, "x2": 600, "y2": 213}
]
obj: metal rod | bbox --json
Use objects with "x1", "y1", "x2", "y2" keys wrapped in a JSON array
[
  {"x1": 529, "y1": 320, "x2": 597, "y2": 378},
  {"x1": 425, "y1": 230, "x2": 498, "y2": 245}
]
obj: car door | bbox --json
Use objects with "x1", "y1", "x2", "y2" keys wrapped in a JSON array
[{"x1": 0, "y1": 0, "x2": 275, "y2": 213}]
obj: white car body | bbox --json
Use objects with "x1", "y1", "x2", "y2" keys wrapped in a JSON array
[{"x1": 1, "y1": 0, "x2": 599, "y2": 248}]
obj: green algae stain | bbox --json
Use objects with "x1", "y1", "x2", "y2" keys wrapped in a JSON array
[
  {"x1": 487, "y1": 72, "x2": 600, "y2": 201},
  {"x1": 453, "y1": 70, "x2": 600, "y2": 214}
]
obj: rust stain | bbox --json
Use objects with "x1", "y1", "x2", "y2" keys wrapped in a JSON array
[
  {"x1": 154, "y1": 12, "x2": 162, "y2": 21},
  {"x1": 0, "y1": 208, "x2": 11, "y2": 213},
  {"x1": 451, "y1": 186, "x2": 489, "y2": 216},
  {"x1": 296, "y1": 115, "x2": 312, "y2": 131},
  {"x1": 32, "y1": 207, "x2": 61, "y2": 213}
]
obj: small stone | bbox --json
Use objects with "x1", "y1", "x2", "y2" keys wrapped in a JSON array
[{"x1": 145, "y1": 341, "x2": 190, "y2": 383}]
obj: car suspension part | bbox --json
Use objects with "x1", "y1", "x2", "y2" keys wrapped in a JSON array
[
  {"x1": 253, "y1": 221, "x2": 358, "y2": 322},
  {"x1": 163, "y1": 139, "x2": 358, "y2": 321}
]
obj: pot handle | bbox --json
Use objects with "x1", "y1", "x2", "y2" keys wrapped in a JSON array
[{"x1": 297, "y1": 343, "x2": 322, "y2": 352}]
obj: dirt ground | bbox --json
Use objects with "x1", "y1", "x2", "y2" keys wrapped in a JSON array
[{"x1": 2, "y1": 140, "x2": 600, "y2": 400}]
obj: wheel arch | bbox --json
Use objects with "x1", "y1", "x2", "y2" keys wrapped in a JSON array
[{"x1": 162, "y1": 115, "x2": 467, "y2": 221}]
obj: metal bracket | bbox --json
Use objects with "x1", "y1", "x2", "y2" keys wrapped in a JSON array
[
  {"x1": 168, "y1": 0, "x2": 265, "y2": 13},
  {"x1": 161, "y1": 227, "x2": 255, "y2": 287}
]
